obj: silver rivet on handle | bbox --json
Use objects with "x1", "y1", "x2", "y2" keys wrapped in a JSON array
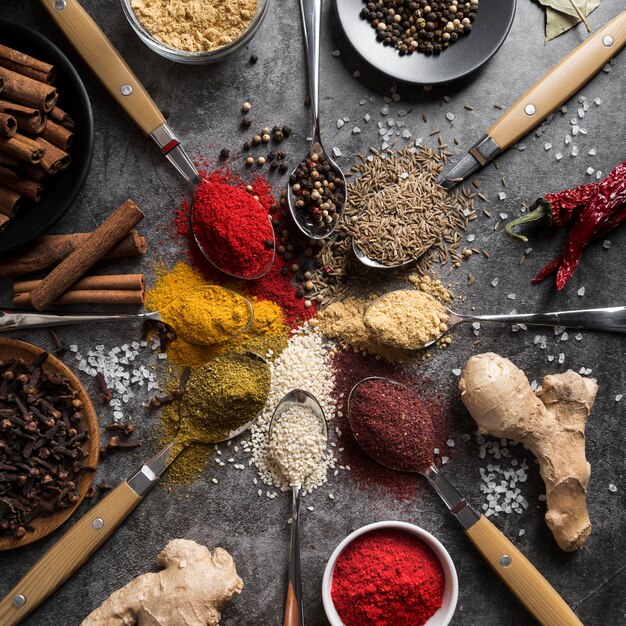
[
  {"x1": 92, "y1": 517, "x2": 104, "y2": 530},
  {"x1": 54, "y1": 0, "x2": 66, "y2": 9},
  {"x1": 524, "y1": 104, "x2": 536, "y2": 116},
  {"x1": 500, "y1": 554, "x2": 512, "y2": 567},
  {"x1": 120, "y1": 84, "x2": 133, "y2": 96},
  {"x1": 12, "y1": 595, "x2": 26, "y2": 608},
  {"x1": 603, "y1": 35, "x2": 614, "y2": 47}
]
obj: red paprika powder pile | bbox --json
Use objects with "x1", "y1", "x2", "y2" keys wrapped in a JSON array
[
  {"x1": 191, "y1": 178, "x2": 274, "y2": 278},
  {"x1": 331, "y1": 528, "x2": 445, "y2": 626}
]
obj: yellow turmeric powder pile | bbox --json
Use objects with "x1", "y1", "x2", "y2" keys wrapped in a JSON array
[{"x1": 147, "y1": 262, "x2": 289, "y2": 368}]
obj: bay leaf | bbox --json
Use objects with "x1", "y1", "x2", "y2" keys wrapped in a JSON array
[{"x1": 538, "y1": 0, "x2": 602, "y2": 42}]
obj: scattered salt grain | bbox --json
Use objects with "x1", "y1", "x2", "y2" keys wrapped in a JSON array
[
  {"x1": 577, "y1": 286, "x2": 585, "y2": 296},
  {"x1": 588, "y1": 148, "x2": 597, "y2": 156},
  {"x1": 555, "y1": 152, "x2": 563, "y2": 161},
  {"x1": 544, "y1": 142, "x2": 552, "y2": 151},
  {"x1": 609, "y1": 484, "x2": 617, "y2": 493},
  {"x1": 586, "y1": 167, "x2": 595, "y2": 175},
  {"x1": 331, "y1": 50, "x2": 340, "y2": 57}
]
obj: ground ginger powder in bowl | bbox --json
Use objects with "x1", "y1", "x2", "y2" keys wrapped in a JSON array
[
  {"x1": 364, "y1": 290, "x2": 449, "y2": 351},
  {"x1": 130, "y1": 0, "x2": 259, "y2": 53}
]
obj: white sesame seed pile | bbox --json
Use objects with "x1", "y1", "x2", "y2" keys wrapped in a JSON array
[
  {"x1": 269, "y1": 405, "x2": 328, "y2": 488},
  {"x1": 69, "y1": 339, "x2": 161, "y2": 420},
  {"x1": 244, "y1": 325, "x2": 338, "y2": 495}
]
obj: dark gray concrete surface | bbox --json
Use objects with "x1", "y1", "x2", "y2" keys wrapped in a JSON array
[{"x1": 1, "y1": 1, "x2": 625, "y2": 625}]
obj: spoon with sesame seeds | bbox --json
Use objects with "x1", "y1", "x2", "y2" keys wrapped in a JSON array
[
  {"x1": 0, "y1": 352, "x2": 270, "y2": 625},
  {"x1": 287, "y1": 0, "x2": 347, "y2": 240},
  {"x1": 347, "y1": 377, "x2": 584, "y2": 626},
  {"x1": 269, "y1": 389, "x2": 327, "y2": 626}
]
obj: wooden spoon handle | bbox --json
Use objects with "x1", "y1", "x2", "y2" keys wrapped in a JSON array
[
  {"x1": 39, "y1": 0, "x2": 165, "y2": 136},
  {"x1": 466, "y1": 516, "x2": 583, "y2": 626},
  {"x1": 0, "y1": 482, "x2": 142, "y2": 626},
  {"x1": 487, "y1": 10, "x2": 626, "y2": 151}
]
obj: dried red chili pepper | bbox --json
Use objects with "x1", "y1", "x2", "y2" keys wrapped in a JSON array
[
  {"x1": 532, "y1": 162, "x2": 626, "y2": 290},
  {"x1": 505, "y1": 181, "x2": 598, "y2": 242}
]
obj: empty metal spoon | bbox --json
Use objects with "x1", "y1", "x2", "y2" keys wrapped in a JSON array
[
  {"x1": 288, "y1": 0, "x2": 347, "y2": 240},
  {"x1": 269, "y1": 389, "x2": 327, "y2": 626},
  {"x1": 347, "y1": 377, "x2": 583, "y2": 626},
  {"x1": 365, "y1": 291, "x2": 626, "y2": 350},
  {"x1": 0, "y1": 352, "x2": 270, "y2": 626}
]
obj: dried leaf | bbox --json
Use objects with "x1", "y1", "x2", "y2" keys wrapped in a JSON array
[{"x1": 537, "y1": 0, "x2": 602, "y2": 42}]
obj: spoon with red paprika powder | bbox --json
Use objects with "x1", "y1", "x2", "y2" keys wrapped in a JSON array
[
  {"x1": 191, "y1": 178, "x2": 276, "y2": 280},
  {"x1": 347, "y1": 377, "x2": 584, "y2": 626}
]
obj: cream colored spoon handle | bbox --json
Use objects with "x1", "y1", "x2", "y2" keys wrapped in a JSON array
[
  {"x1": 0, "y1": 482, "x2": 143, "y2": 626},
  {"x1": 39, "y1": 0, "x2": 165, "y2": 136},
  {"x1": 488, "y1": 10, "x2": 626, "y2": 151},
  {"x1": 466, "y1": 516, "x2": 583, "y2": 626}
]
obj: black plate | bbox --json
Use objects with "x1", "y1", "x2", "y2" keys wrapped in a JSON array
[
  {"x1": 335, "y1": 0, "x2": 517, "y2": 85},
  {"x1": 0, "y1": 19, "x2": 94, "y2": 254}
]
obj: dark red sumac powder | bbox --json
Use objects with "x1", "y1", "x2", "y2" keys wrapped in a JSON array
[
  {"x1": 331, "y1": 528, "x2": 445, "y2": 626},
  {"x1": 349, "y1": 378, "x2": 436, "y2": 473},
  {"x1": 191, "y1": 179, "x2": 274, "y2": 277}
]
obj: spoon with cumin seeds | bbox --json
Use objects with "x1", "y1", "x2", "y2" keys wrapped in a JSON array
[{"x1": 347, "y1": 377, "x2": 584, "y2": 626}]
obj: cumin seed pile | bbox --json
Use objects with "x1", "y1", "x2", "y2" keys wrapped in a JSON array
[{"x1": 310, "y1": 144, "x2": 476, "y2": 305}]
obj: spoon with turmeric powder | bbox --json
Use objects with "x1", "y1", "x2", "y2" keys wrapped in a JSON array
[{"x1": 347, "y1": 377, "x2": 584, "y2": 626}]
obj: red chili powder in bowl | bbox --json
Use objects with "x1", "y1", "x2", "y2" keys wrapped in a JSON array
[
  {"x1": 192, "y1": 179, "x2": 274, "y2": 278},
  {"x1": 331, "y1": 528, "x2": 445, "y2": 626}
]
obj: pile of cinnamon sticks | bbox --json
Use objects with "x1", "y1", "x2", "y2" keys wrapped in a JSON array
[{"x1": 0, "y1": 43, "x2": 74, "y2": 231}]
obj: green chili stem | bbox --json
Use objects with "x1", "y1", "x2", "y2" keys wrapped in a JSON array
[{"x1": 504, "y1": 199, "x2": 552, "y2": 243}]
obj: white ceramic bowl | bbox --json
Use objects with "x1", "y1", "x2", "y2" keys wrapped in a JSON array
[{"x1": 322, "y1": 521, "x2": 458, "y2": 626}]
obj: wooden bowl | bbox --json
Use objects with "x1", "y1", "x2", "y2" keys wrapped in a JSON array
[{"x1": 0, "y1": 338, "x2": 99, "y2": 550}]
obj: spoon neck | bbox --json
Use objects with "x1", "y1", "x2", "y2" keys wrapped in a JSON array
[
  {"x1": 300, "y1": 0, "x2": 321, "y2": 137},
  {"x1": 424, "y1": 464, "x2": 480, "y2": 530}
]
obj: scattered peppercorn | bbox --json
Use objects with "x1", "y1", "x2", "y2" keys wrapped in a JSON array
[
  {"x1": 242, "y1": 101, "x2": 252, "y2": 113},
  {"x1": 240, "y1": 117, "x2": 252, "y2": 129},
  {"x1": 249, "y1": 53, "x2": 258, "y2": 64},
  {"x1": 219, "y1": 148, "x2": 230, "y2": 160}
]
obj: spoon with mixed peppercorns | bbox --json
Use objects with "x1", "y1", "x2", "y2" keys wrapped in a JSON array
[{"x1": 288, "y1": 0, "x2": 347, "y2": 239}]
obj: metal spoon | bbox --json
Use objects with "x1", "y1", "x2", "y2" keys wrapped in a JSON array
[
  {"x1": 287, "y1": 0, "x2": 347, "y2": 240},
  {"x1": 0, "y1": 287, "x2": 255, "y2": 348},
  {"x1": 0, "y1": 352, "x2": 270, "y2": 626},
  {"x1": 269, "y1": 389, "x2": 327, "y2": 626},
  {"x1": 364, "y1": 291, "x2": 626, "y2": 350},
  {"x1": 347, "y1": 377, "x2": 584, "y2": 626}
]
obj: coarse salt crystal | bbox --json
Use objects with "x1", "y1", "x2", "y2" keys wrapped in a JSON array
[
  {"x1": 452, "y1": 368, "x2": 462, "y2": 376},
  {"x1": 577, "y1": 287, "x2": 585, "y2": 296},
  {"x1": 587, "y1": 167, "x2": 595, "y2": 175}
]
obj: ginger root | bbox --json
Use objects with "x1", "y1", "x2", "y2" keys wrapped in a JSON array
[
  {"x1": 81, "y1": 539, "x2": 243, "y2": 625},
  {"x1": 459, "y1": 352, "x2": 597, "y2": 552}
]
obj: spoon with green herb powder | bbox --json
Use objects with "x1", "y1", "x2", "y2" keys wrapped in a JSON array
[
  {"x1": 269, "y1": 389, "x2": 328, "y2": 626},
  {"x1": 0, "y1": 351, "x2": 270, "y2": 622}
]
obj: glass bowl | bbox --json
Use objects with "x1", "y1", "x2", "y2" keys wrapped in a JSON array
[{"x1": 120, "y1": 0, "x2": 269, "y2": 64}]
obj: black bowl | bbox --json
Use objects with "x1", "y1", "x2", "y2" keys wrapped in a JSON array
[
  {"x1": 335, "y1": 0, "x2": 517, "y2": 85},
  {"x1": 0, "y1": 19, "x2": 94, "y2": 254}
]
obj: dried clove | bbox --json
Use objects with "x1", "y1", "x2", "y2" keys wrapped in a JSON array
[{"x1": 95, "y1": 372, "x2": 113, "y2": 404}]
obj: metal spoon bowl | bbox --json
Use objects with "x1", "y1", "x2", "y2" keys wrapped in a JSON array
[
  {"x1": 345, "y1": 376, "x2": 584, "y2": 624},
  {"x1": 288, "y1": 0, "x2": 347, "y2": 240},
  {"x1": 268, "y1": 388, "x2": 327, "y2": 626},
  {"x1": 364, "y1": 290, "x2": 626, "y2": 350}
]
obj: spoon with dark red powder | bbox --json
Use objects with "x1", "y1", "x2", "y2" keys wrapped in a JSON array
[
  {"x1": 191, "y1": 178, "x2": 276, "y2": 280},
  {"x1": 347, "y1": 377, "x2": 585, "y2": 626}
]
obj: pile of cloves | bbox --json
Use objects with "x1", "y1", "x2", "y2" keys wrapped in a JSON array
[{"x1": 0, "y1": 354, "x2": 93, "y2": 538}]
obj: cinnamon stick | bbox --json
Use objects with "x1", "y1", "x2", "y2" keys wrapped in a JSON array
[
  {"x1": 0, "y1": 230, "x2": 147, "y2": 279},
  {"x1": 13, "y1": 289, "x2": 145, "y2": 307},
  {"x1": 0, "y1": 133, "x2": 43, "y2": 163},
  {"x1": 0, "y1": 112, "x2": 16, "y2": 138},
  {"x1": 0, "y1": 213, "x2": 9, "y2": 232},
  {"x1": 21, "y1": 164, "x2": 47, "y2": 182},
  {"x1": 34, "y1": 137, "x2": 70, "y2": 174},
  {"x1": 49, "y1": 106, "x2": 75, "y2": 130},
  {"x1": 0, "y1": 66, "x2": 58, "y2": 112},
  {"x1": 28, "y1": 199, "x2": 145, "y2": 311},
  {"x1": 0, "y1": 165, "x2": 43, "y2": 202},
  {"x1": 0, "y1": 100, "x2": 46, "y2": 134},
  {"x1": 0, "y1": 184, "x2": 21, "y2": 216},
  {"x1": 0, "y1": 44, "x2": 55, "y2": 84},
  {"x1": 41, "y1": 119, "x2": 73, "y2": 150},
  {"x1": 0, "y1": 150, "x2": 19, "y2": 169},
  {"x1": 14, "y1": 274, "x2": 144, "y2": 294}
]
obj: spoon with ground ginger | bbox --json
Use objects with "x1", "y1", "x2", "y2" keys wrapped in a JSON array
[
  {"x1": 287, "y1": 0, "x2": 347, "y2": 240},
  {"x1": 268, "y1": 389, "x2": 327, "y2": 626},
  {"x1": 364, "y1": 289, "x2": 626, "y2": 350},
  {"x1": 0, "y1": 352, "x2": 270, "y2": 625},
  {"x1": 347, "y1": 377, "x2": 584, "y2": 626}
]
